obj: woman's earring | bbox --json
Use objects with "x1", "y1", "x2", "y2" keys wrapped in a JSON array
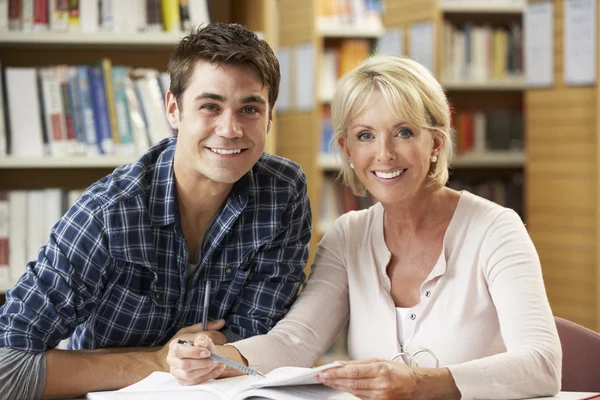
[
  {"x1": 431, "y1": 155, "x2": 438, "y2": 163},
  {"x1": 350, "y1": 162, "x2": 354, "y2": 169}
]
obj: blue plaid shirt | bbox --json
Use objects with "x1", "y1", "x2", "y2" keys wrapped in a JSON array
[{"x1": 0, "y1": 138, "x2": 311, "y2": 352}]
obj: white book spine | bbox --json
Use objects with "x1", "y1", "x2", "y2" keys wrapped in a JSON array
[
  {"x1": 100, "y1": 0, "x2": 114, "y2": 31},
  {"x1": 8, "y1": 191, "x2": 27, "y2": 287},
  {"x1": 188, "y1": 0, "x2": 209, "y2": 28},
  {"x1": 5, "y1": 68, "x2": 45, "y2": 157},
  {"x1": 40, "y1": 67, "x2": 68, "y2": 156},
  {"x1": 79, "y1": 0, "x2": 99, "y2": 33},
  {"x1": 21, "y1": 0, "x2": 35, "y2": 30},
  {"x1": 0, "y1": 0, "x2": 8, "y2": 31}
]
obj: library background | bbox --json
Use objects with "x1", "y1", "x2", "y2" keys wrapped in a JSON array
[{"x1": 0, "y1": 0, "x2": 598, "y2": 363}]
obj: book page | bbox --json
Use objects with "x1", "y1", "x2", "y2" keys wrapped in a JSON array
[
  {"x1": 251, "y1": 362, "x2": 341, "y2": 389},
  {"x1": 116, "y1": 372, "x2": 258, "y2": 398},
  {"x1": 235, "y1": 384, "x2": 358, "y2": 400}
]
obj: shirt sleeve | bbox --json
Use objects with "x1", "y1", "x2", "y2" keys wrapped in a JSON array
[
  {"x1": 447, "y1": 210, "x2": 562, "y2": 399},
  {"x1": 0, "y1": 347, "x2": 46, "y2": 400},
  {"x1": 230, "y1": 217, "x2": 350, "y2": 372},
  {"x1": 224, "y1": 174, "x2": 312, "y2": 339},
  {"x1": 0, "y1": 193, "x2": 112, "y2": 352}
]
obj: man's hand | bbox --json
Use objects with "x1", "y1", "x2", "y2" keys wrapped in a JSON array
[{"x1": 155, "y1": 319, "x2": 227, "y2": 372}]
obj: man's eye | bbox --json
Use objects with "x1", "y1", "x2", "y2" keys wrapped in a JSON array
[
  {"x1": 242, "y1": 107, "x2": 258, "y2": 114},
  {"x1": 201, "y1": 104, "x2": 218, "y2": 111}
]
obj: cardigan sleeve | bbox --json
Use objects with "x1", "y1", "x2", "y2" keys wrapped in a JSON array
[{"x1": 447, "y1": 210, "x2": 561, "y2": 399}]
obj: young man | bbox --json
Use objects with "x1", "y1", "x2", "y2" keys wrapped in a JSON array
[{"x1": 0, "y1": 23, "x2": 311, "y2": 399}]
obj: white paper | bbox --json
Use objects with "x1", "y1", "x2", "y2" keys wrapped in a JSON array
[
  {"x1": 377, "y1": 27, "x2": 404, "y2": 57},
  {"x1": 87, "y1": 362, "x2": 348, "y2": 400},
  {"x1": 564, "y1": 0, "x2": 597, "y2": 85},
  {"x1": 277, "y1": 47, "x2": 292, "y2": 112},
  {"x1": 295, "y1": 43, "x2": 316, "y2": 110},
  {"x1": 409, "y1": 21, "x2": 434, "y2": 72},
  {"x1": 524, "y1": 1, "x2": 554, "y2": 87}
]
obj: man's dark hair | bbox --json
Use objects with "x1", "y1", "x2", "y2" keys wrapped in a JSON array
[{"x1": 168, "y1": 23, "x2": 280, "y2": 112}]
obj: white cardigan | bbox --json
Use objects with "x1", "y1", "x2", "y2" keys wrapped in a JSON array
[{"x1": 231, "y1": 191, "x2": 562, "y2": 399}]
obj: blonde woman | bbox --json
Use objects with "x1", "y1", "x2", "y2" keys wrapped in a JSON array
[{"x1": 166, "y1": 55, "x2": 561, "y2": 400}]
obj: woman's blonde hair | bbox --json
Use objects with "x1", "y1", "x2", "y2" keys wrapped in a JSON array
[{"x1": 331, "y1": 55, "x2": 453, "y2": 196}]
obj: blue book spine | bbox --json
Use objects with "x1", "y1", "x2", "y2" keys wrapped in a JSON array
[
  {"x1": 88, "y1": 66, "x2": 114, "y2": 155},
  {"x1": 75, "y1": 66, "x2": 99, "y2": 155},
  {"x1": 111, "y1": 66, "x2": 134, "y2": 149},
  {"x1": 67, "y1": 67, "x2": 85, "y2": 154}
]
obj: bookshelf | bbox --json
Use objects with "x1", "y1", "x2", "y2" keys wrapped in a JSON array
[
  {"x1": 382, "y1": 0, "x2": 526, "y2": 217},
  {"x1": 0, "y1": 0, "x2": 278, "y2": 303},
  {"x1": 524, "y1": 0, "x2": 600, "y2": 332},
  {"x1": 276, "y1": 0, "x2": 384, "y2": 272}
]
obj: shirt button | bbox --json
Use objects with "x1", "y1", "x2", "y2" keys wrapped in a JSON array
[
  {"x1": 410, "y1": 313, "x2": 416, "y2": 320},
  {"x1": 225, "y1": 267, "x2": 232, "y2": 274},
  {"x1": 154, "y1": 292, "x2": 162, "y2": 302},
  {"x1": 425, "y1": 291, "x2": 431, "y2": 297}
]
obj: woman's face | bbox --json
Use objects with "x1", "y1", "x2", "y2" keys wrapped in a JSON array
[{"x1": 339, "y1": 90, "x2": 439, "y2": 206}]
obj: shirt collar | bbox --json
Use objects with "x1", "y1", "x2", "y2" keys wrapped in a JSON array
[
  {"x1": 148, "y1": 139, "x2": 178, "y2": 227},
  {"x1": 147, "y1": 139, "x2": 258, "y2": 227}
]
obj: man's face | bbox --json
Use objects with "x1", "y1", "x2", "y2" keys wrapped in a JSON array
[{"x1": 167, "y1": 61, "x2": 270, "y2": 184}]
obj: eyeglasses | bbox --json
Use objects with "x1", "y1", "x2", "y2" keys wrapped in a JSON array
[{"x1": 391, "y1": 348, "x2": 439, "y2": 368}]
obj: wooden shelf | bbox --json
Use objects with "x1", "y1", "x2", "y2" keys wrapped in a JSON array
[
  {"x1": 442, "y1": 78, "x2": 525, "y2": 91},
  {"x1": 316, "y1": 19, "x2": 385, "y2": 38},
  {"x1": 0, "y1": 156, "x2": 138, "y2": 169},
  {"x1": 441, "y1": 2, "x2": 524, "y2": 14},
  {"x1": 0, "y1": 31, "x2": 185, "y2": 47},
  {"x1": 452, "y1": 151, "x2": 525, "y2": 168},
  {"x1": 0, "y1": 31, "x2": 265, "y2": 47}
]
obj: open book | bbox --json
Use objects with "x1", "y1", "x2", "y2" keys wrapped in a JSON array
[{"x1": 87, "y1": 362, "x2": 358, "y2": 400}]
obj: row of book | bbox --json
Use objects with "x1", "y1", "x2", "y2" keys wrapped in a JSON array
[
  {"x1": 0, "y1": 189, "x2": 83, "y2": 291},
  {"x1": 1, "y1": 0, "x2": 209, "y2": 34},
  {"x1": 448, "y1": 174, "x2": 524, "y2": 219},
  {"x1": 452, "y1": 109, "x2": 524, "y2": 154},
  {"x1": 318, "y1": 0, "x2": 383, "y2": 29},
  {"x1": 0, "y1": 61, "x2": 173, "y2": 158},
  {"x1": 320, "y1": 105, "x2": 524, "y2": 160},
  {"x1": 441, "y1": 0, "x2": 524, "y2": 5},
  {"x1": 320, "y1": 174, "x2": 374, "y2": 233},
  {"x1": 320, "y1": 40, "x2": 371, "y2": 102},
  {"x1": 441, "y1": 21, "x2": 523, "y2": 82},
  {"x1": 319, "y1": 172, "x2": 524, "y2": 233}
]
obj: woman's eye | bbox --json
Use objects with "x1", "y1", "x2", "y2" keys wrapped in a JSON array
[
  {"x1": 398, "y1": 128, "x2": 413, "y2": 138},
  {"x1": 357, "y1": 132, "x2": 372, "y2": 141}
]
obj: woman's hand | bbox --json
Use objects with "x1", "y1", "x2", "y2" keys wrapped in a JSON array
[
  {"x1": 317, "y1": 359, "x2": 461, "y2": 400},
  {"x1": 317, "y1": 359, "x2": 417, "y2": 400}
]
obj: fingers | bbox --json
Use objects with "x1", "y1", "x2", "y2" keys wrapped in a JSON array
[
  {"x1": 179, "y1": 322, "x2": 205, "y2": 335},
  {"x1": 318, "y1": 362, "x2": 379, "y2": 380},
  {"x1": 172, "y1": 362, "x2": 227, "y2": 386},
  {"x1": 193, "y1": 334, "x2": 216, "y2": 352},
  {"x1": 204, "y1": 319, "x2": 226, "y2": 331},
  {"x1": 167, "y1": 336, "x2": 223, "y2": 385}
]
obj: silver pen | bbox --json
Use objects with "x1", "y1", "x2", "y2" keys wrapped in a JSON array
[{"x1": 177, "y1": 339, "x2": 266, "y2": 378}]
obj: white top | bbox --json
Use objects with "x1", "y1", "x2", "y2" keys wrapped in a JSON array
[
  {"x1": 231, "y1": 191, "x2": 562, "y2": 399},
  {"x1": 395, "y1": 307, "x2": 410, "y2": 347}
]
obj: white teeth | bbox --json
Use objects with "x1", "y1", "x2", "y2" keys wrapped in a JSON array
[
  {"x1": 374, "y1": 169, "x2": 404, "y2": 179},
  {"x1": 210, "y1": 148, "x2": 242, "y2": 155}
]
